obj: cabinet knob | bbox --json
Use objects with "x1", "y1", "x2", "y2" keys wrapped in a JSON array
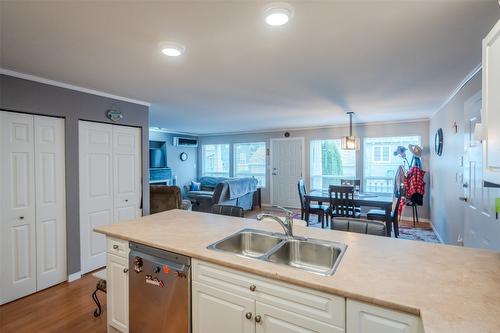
[
  {"x1": 113, "y1": 244, "x2": 119, "y2": 250},
  {"x1": 125, "y1": 199, "x2": 129, "y2": 202},
  {"x1": 249, "y1": 284, "x2": 256, "y2": 292},
  {"x1": 123, "y1": 268, "x2": 129, "y2": 273},
  {"x1": 255, "y1": 315, "x2": 262, "y2": 323},
  {"x1": 245, "y1": 312, "x2": 252, "y2": 320},
  {"x1": 19, "y1": 216, "x2": 24, "y2": 220}
]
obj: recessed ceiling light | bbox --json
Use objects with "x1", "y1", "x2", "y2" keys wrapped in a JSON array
[
  {"x1": 159, "y1": 41, "x2": 185, "y2": 57},
  {"x1": 264, "y1": 2, "x2": 294, "y2": 26}
]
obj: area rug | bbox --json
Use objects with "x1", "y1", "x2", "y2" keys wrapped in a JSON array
[{"x1": 397, "y1": 226, "x2": 440, "y2": 243}]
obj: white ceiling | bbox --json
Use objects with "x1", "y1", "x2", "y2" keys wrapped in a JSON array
[{"x1": 1, "y1": 1, "x2": 499, "y2": 135}]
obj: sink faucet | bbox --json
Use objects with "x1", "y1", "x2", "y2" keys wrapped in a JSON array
[{"x1": 257, "y1": 206, "x2": 294, "y2": 238}]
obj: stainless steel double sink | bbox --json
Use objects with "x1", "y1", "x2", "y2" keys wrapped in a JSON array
[{"x1": 207, "y1": 228, "x2": 347, "y2": 276}]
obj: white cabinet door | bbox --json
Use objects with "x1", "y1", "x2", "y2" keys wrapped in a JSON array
[
  {"x1": 0, "y1": 112, "x2": 37, "y2": 305},
  {"x1": 483, "y1": 18, "x2": 500, "y2": 184},
  {"x1": 192, "y1": 281, "x2": 255, "y2": 333},
  {"x1": 107, "y1": 253, "x2": 129, "y2": 333},
  {"x1": 79, "y1": 121, "x2": 114, "y2": 274},
  {"x1": 346, "y1": 300, "x2": 421, "y2": 333},
  {"x1": 113, "y1": 125, "x2": 141, "y2": 222},
  {"x1": 34, "y1": 116, "x2": 66, "y2": 290},
  {"x1": 255, "y1": 301, "x2": 344, "y2": 333}
]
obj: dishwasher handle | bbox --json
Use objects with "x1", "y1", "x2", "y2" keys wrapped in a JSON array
[{"x1": 130, "y1": 250, "x2": 190, "y2": 273}]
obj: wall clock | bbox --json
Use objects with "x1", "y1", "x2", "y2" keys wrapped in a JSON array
[
  {"x1": 435, "y1": 128, "x2": 443, "y2": 156},
  {"x1": 180, "y1": 152, "x2": 188, "y2": 161}
]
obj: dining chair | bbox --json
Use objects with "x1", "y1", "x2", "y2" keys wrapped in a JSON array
[
  {"x1": 297, "y1": 179, "x2": 329, "y2": 228},
  {"x1": 340, "y1": 179, "x2": 361, "y2": 213},
  {"x1": 328, "y1": 185, "x2": 361, "y2": 229},
  {"x1": 331, "y1": 217, "x2": 386, "y2": 237},
  {"x1": 366, "y1": 194, "x2": 401, "y2": 237},
  {"x1": 211, "y1": 204, "x2": 245, "y2": 218}
]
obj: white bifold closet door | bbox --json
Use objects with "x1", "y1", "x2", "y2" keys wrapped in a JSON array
[
  {"x1": 0, "y1": 111, "x2": 66, "y2": 305},
  {"x1": 79, "y1": 121, "x2": 141, "y2": 274}
]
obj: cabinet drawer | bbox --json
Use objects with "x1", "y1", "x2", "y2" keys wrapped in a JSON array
[
  {"x1": 107, "y1": 237, "x2": 129, "y2": 258},
  {"x1": 192, "y1": 260, "x2": 345, "y2": 328}
]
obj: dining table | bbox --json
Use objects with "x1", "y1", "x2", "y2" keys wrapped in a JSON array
[{"x1": 304, "y1": 190, "x2": 394, "y2": 237}]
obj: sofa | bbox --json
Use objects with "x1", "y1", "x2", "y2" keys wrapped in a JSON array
[{"x1": 186, "y1": 176, "x2": 258, "y2": 212}]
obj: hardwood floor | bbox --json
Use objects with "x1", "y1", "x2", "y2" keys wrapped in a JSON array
[{"x1": 0, "y1": 274, "x2": 107, "y2": 333}]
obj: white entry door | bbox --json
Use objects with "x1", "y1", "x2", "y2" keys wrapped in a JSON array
[
  {"x1": 79, "y1": 121, "x2": 142, "y2": 274},
  {"x1": 463, "y1": 91, "x2": 500, "y2": 250},
  {"x1": 271, "y1": 138, "x2": 304, "y2": 208},
  {"x1": 0, "y1": 112, "x2": 36, "y2": 304}
]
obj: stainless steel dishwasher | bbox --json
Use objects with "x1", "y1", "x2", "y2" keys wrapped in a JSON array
[{"x1": 129, "y1": 242, "x2": 191, "y2": 332}]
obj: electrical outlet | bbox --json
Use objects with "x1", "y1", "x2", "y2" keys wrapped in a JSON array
[{"x1": 457, "y1": 233, "x2": 464, "y2": 245}]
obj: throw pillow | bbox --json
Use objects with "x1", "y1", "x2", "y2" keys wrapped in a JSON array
[{"x1": 190, "y1": 181, "x2": 201, "y2": 191}]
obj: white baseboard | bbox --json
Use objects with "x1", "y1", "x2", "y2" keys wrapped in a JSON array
[
  {"x1": 430, "y1": 222, "x2": 444, "y2": 244},
  {"x1": 67, "y1": 271, "x2": 82, "y2": 282}
]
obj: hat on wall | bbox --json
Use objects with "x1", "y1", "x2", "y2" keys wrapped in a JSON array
[{"x1": 408, "y1": 144, "x2": 422, "y2": 157}]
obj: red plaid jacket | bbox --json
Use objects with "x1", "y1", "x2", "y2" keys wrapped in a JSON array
[{"x1": 404, "y1": 166, "x2": 426, "y2": 205}]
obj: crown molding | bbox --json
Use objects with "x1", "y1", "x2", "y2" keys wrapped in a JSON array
[
  {"x1": 196, "y1": 118, "x2": 430, "y2": 137},
  {"x1": 0, "y1": 68, "x2": 151, "y2": 107},
  {"x1": 431, "y1": 63, "x2": 482, "y2": 118},
  {"x1": 149, "y1": 127, "x2": 199, "y2": 137}
]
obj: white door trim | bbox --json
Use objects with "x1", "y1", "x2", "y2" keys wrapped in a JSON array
[{"x1": 270, "y1": 137, "x2": 305, "y2": 208}]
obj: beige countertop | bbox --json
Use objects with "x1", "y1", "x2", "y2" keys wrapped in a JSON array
[{"x1": 95, "y1": 209, "x2": 500, "y2": 333}]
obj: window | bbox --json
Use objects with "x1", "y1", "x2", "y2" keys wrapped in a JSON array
[
  {"x1": 234, "y1": 142, "x2": 266, "y2": 187},
  {"x1": 373, "y1": 146, "x2": 390, "y2": 162},
  {"x1": 310, "y1": 139, "x2": 356, "y2": 191},
  {"x1": 363, "y1": 136, "x2": 421, "y2": 193},
  {"x1": 202, "y1": 144, "x2": 230, "y2": 177}
]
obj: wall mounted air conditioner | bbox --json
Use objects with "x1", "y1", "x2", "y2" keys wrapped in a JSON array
[{"x1": 173, "y1": 136, "x2": 198, "y2": 147}]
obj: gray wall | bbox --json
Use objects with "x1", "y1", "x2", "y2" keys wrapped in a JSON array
[
  {"x1": 429, "y1": 72, "x2": 481, "y2": 244},
  {"x1": 0, "y1": 74, "x2": 149, "y2": 275},
  {"x1": 149, "y1": 130, "x2": 198, "y2": 195},
  {"x1": 199, "y1": 120, "x2": 430, "y2": 220}
]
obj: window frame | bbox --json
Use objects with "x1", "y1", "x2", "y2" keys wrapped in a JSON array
[
  {"x1": 309, "y1": 138, "x2": 357, "y2": 191},
  {"x1": 363, "y1": 135, "x2": 421, "y2": 194},
  {"x1": 232, "y1": 141, "x2": 267, "y2": 188},
  {"x1": 201, "y1": 143, "x2": 231, "y2": 178}
]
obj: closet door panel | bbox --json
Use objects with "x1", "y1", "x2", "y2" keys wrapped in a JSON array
[
  {"x1": 35, "y1": 116, "x2": 66, "y2": 289},
  {"x1": 0, "y1": 111, "x2": 36, "y2": 305},
  {"x1": 113, "y1": 126, "x2": 142, "y2": 222},
  {"x1": 79, "y1": 121, "x2": 114, "y2": 274}
]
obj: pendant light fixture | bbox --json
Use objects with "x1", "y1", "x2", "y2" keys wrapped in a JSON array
[{"x1": 341, "y1": 111, "x2": 360, "y2": 150}]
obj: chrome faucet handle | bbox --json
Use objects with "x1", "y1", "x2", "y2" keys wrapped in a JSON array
[{"x1": 274, "y1": 206, "x2": 293, "y2": 218}]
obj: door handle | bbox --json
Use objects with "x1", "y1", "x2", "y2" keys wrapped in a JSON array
[
  {"x1": 255, "y1": 315, "x2": 262, "y2": 323},
  {"x1": 123, "y1": 268, "x2": 129, "y2": 273},
  {"x1": 459, "y1": 197, "x2": 468, "y2": 202}
]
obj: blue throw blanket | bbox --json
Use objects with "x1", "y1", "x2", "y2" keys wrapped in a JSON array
[{"x1": 225, "y1": 177, "x2": 258, "y2": 200}]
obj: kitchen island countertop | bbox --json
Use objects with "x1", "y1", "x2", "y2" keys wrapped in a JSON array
[{"x1": 95, "y1": 209, "x2": 500, "y2": 333}]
